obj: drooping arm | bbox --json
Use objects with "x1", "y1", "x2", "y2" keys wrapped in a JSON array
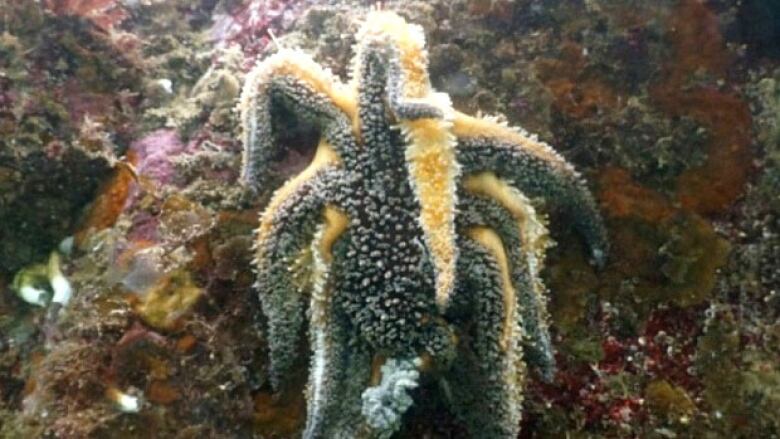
[
  {"x1": 300, "y1": 208, "x2": 414, "y2": 439},
  {"x1": 445, "y1": 236, "x2": 526, "y2": 439},
  {"x1": 254, "y1": 162, "x2": 346, "y2": 390},
  {"x1": 303, "y1": 206, "x2": 359, "y2": 438},
  {"x1": 239, "y1": 48, "x2": 358, "y2": 193},
  {"x1": 457, "y1": 191, "x2": 555, "y2": 380},
  {"x1": 455, "y1": 113, "x2": 608, "y2": 267}
]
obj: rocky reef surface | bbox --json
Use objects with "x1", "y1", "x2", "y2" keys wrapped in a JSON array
[{"x1": 0, "y1": 0, "x2": 778, "y2": 437}]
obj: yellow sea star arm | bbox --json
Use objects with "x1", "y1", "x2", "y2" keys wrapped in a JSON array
[
  {"x1": 255, "y1": 141, "x2": 341, "y2": 263},
  {"x1": 403, "y1": 116, "x2": 460, "y2": 309},
  {"x1": 352, "y1": 11, "x2": 430, "y2": 99},
  {"x1": 467, "y1": 226, "x2": 517, "y2": 352}
]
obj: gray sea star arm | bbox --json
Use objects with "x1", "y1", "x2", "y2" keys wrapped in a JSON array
[
  {"x1": 446, "y1": 237, "x2": 526, "y2": 439},
  {"x1": 352, "y1": 16, "x2": 445, "y2": 122},
  {"x1": 304, "y1": 225, "x2": 371, "y2": 439},
  {"x1": 355, "y1": 39, "x2": 444, "y2": 120},
  {"x1": 254, "y1": 165, "x2": 346, "y2": 390},
  {"x1": 455, "y1": 117, "x2": 609, "y2": 267},
  {"x1": 457, "y1": 193, "x2": 556, "y2": 380},
  {"x1": 306, "y1": 334, "x2": 372, "y2": 439},
  {"x1": 304, "y1": 303, "x2": 361, "y2": 439},
  {"x1": 350, "y1": 12, "x2": 462, "y2": 311},
  {"x1": 239, "y1": 49, "x2": 358, "y2": 193}
]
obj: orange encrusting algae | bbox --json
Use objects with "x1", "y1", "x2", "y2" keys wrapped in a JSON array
[
  {"x1": 535, "y1": 41, "x2": 623, "y2": 120},
  {"x1": 74, "y1": 151, "x2": 138, "y2": 247},
  {"x1": 597, "y1": 167, "x2": 675, "y2": 223},
  {"x1": 653, "y1": 88, "x2": 753, "y2": 215}
]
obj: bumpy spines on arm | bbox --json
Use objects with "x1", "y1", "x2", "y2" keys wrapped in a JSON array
[
  {"x1": 354, "y1": 11, "x2": 461, "y2": 311},
  {"x1": 454, "y1": 113, "x2": 608, "y2": 267},
  {"x1": 254, "y1": 148, "x2": 344, "y2": 390},
  {"x1": 457, "y1": 191, "x2": 555, "y2": 380},
  {"x1": 352, "y1": 11, "x2": 445, "y2": 120},
  {"x1": 446, "y1": 237, "x2": 526, "y2": 439},
  {"x1": 239, "y1": 48, "x2": 357, "y2": 193},
  {"x1": 304, "y1": 206, "x2": 351, "y2": 439}
]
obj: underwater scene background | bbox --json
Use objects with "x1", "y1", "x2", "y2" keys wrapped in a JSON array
[{"x1": 0, "y1": 0, "x2": 778, "y2": 437}]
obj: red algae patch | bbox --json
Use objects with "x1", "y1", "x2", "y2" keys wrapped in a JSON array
[
  {"x1": 594, "y1": 167, "x2": 731, "y2": 309},
  {"x1": 651, "y1": 0, "x2": 754, "y2": 215},
  {"x1": 254, "y1": 389, "x2": 307, "y2": 437},
  {"x1": 536, "y1": 42, "x2": 623, "y2": 120},
  {"x1": 597, "y1": 166, "x2": 675, "y2": 223}
]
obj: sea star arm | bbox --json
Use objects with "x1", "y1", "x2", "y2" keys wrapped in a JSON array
[
  {"x1": 239, "y1": 48, "x2": 358, "y2": 193},
  {"x1": 254, "y1": 146, "x2": 345, "y2": 390},
  {"x1": 457, "y1": 189, "x2": 555, "y2": 380},
  {"x1": 455, "y1": 114, "x2": 609, "y2": 267},
  {"x1": 352, "y1": 11, "x2": 462, "y2": 310},
  {"x1": 360, "y1": 39, "x2": 444, "y2": 120},
  {"x1": 352, "y1": 12, "x2": 446, "y2": 121},
  {"x1": 303, "y1": 212, "x2": 421, "y2": 439},
  {"x1": 446, "y1": 235, "x2": 526, "y2": 439},
  {"x1": 303, "y1": 206, "x2": 364, "y2": 438}
]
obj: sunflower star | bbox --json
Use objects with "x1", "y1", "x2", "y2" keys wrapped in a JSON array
[{"x1": 239, "y1": 11, "x2": 607, "y2": 438}]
